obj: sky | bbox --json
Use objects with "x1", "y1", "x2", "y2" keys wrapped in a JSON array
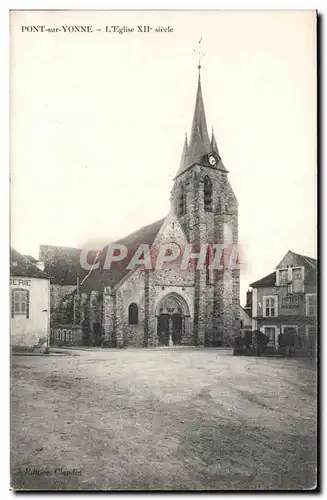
[{"x1": 10, "y1": 10, "x2": 317, "y2": 304}]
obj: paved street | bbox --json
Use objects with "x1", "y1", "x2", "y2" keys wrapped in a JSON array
[{"x1": 11, "y1": 348, "x2": 317, "y2": 491}]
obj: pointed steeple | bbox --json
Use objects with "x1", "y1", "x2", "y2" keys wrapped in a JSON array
[
  {"x1": 211, "y1": 126, "x2": 227, "y2": 172},
  {"x1": 211, "y1": 127, "x2": 219, "y2": 155},
  {"x1": 188, "y1": 68, "x2": 212, "y2": 165},
  {"x1": 176, "y1": 133, "x2": 189, "y2": 176}
]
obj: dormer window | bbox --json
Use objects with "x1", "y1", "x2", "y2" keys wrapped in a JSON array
[
  {"x1": 278, "y1": 269, "x2": 289, "y2": 285},
  {"x1": 276, "y1": 266, "x2": 304, "y2": 292},
  {"x1": 292, "y1": 267, "x2": 304, "y2": 293}
]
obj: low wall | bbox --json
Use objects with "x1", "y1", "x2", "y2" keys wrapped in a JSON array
[{"x1": 50, "y1": 324, "x2": 83, "y2": 346}]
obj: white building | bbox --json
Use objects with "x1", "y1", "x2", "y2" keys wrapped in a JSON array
[{"x1": 10, "y1": 248, "x2": 50, "y2": 349}]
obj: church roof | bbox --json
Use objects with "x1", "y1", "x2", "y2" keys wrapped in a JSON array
[
  {"x1": 117, "y1": 218, "x2": 164, "y2": 251},
  {"x1": 11, "y1": 247, "x2": 49, "y2": 279},
  {"x1": 40, "y1": 218, "x2": 165, "y2": 293}
]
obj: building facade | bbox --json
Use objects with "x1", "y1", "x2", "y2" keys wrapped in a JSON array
[
  {"x1": 238, "y1": 304, "x2": 252, "y2": 337},
  {"x1": 250, "y1": 250, "x2": 317, "y2": 353},
  {"x1": 10, "y1": 248, "x2": 50, "y2": 349},
  {"x1": 41, "y1": 68, "x2": 240, "y2": 348}
]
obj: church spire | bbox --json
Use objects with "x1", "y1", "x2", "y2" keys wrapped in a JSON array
[
  {"x1": 211, "y1": 127, "x2": 219, "y2": 155},
  {"x1": 176, "y1": 133, "x2": 189, "y2": 176},
  {"x1": 211, "y1": 126, "x2": 227, "y2": 171},
  {"x1": 188, "y1": 67, "x2": 212, "y2": 166}
]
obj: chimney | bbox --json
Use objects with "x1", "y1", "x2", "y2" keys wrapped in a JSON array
[{"x1": 245, "y1": 289, "x2": 252, "y2": 308}]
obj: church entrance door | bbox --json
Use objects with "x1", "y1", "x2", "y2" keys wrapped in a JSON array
[
  {"x1": 156, "y1": 293, "x2": 189, "y2": 346},
  {"x1": 172, "y1": 313, "x2": 182, "y2": 346},
  {"x1": 157, "y1": 313, "x2": 170, "y2": 346}
]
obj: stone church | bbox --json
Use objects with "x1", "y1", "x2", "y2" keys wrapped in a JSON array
[{"x1": 41, "y1": 68, "x2": 240, "y2": 348}]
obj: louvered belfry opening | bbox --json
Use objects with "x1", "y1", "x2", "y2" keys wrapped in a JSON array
[
  {"x1": 178, "y1": 184, "x2": 187, "y2": 216},
  {"x1": 204, "y1": 175, "x2": 213, "y2": 212}
]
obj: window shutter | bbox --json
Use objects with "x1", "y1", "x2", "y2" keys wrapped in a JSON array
[
  {"x1": 26, "y1": 290, "x2": 30, "y2": 319},
  {"x1": 11, "y1": 290, "x2": 14, "y2": 318},
  {"x1": 263, "y1": 297, "x2": 268, "y2": 316}
]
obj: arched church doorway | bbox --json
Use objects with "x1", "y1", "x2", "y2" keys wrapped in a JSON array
[{"x1": 155, "y1": 293, "x2": 190, "y2": 346}]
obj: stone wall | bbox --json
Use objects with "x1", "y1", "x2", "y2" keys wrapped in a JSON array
[
  {"x1": 148, "y1": 214, "x2": 196, "y2": 346},
  {"x1": 52, "y1": 160, "x2": 240, "y2": 349},
  {"x1": 103, "y1": 287, "x2": 115, "y2": 345},
  {"x1": 50, "y1": 286, "x2": 105, "y2": 346},
  {"x1": 118, "y1": 268, "x2": 146, "y2": 347},
  {"x1": 89, "y1": 290, "x2": 102, "y2": 345},
  {"x1": 50, "y1": 324, "x2": 83, "y2": 346},
  {"x1": 102, "y1": 214, "x2": 198, "y2": 348},
  {"x1": 171, "y1": 163, "x2": 240, "y2": 346},
  {"x1": 152, "y1": 284, "x2": 195, "y2": 346},
  {"x1": 102, "y1": 268, "x2": 147, "y2": 347}
]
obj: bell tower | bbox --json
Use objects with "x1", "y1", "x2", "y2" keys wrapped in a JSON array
[{"x1": 171, "y1": 66, "x2": 240, "y2": 346}]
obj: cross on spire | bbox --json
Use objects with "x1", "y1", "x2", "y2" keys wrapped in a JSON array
[{"x1": 194, "y1": 37, "x2": 205, "y2": 73}]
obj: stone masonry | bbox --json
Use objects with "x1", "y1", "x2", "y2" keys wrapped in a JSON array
[{"x1": 47, "y1": 67, "x2": 240, "y2": 347}]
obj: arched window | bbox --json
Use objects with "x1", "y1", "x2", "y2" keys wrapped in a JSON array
[
  {"x1": 178, "y1": 184, "x2": 186, "y2": 216},
  {"x1": 204, "y1": 176, "x2": 213, "y2": 212},
  {"x1": 128, "y1": 303, "x2": 138, "y2": 325}
]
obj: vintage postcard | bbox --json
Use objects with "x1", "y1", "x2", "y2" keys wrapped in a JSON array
[{"x1": 10, "y1": 10, "x2": 317, "y2": 491}]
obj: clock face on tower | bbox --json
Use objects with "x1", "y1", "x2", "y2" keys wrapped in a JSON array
[
  {"x1": 208, "y1": 155, "x2": 216, "y2": 166},
  {"x1": 207, "y1": 152, "x2": 218, "y2": 166}
]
